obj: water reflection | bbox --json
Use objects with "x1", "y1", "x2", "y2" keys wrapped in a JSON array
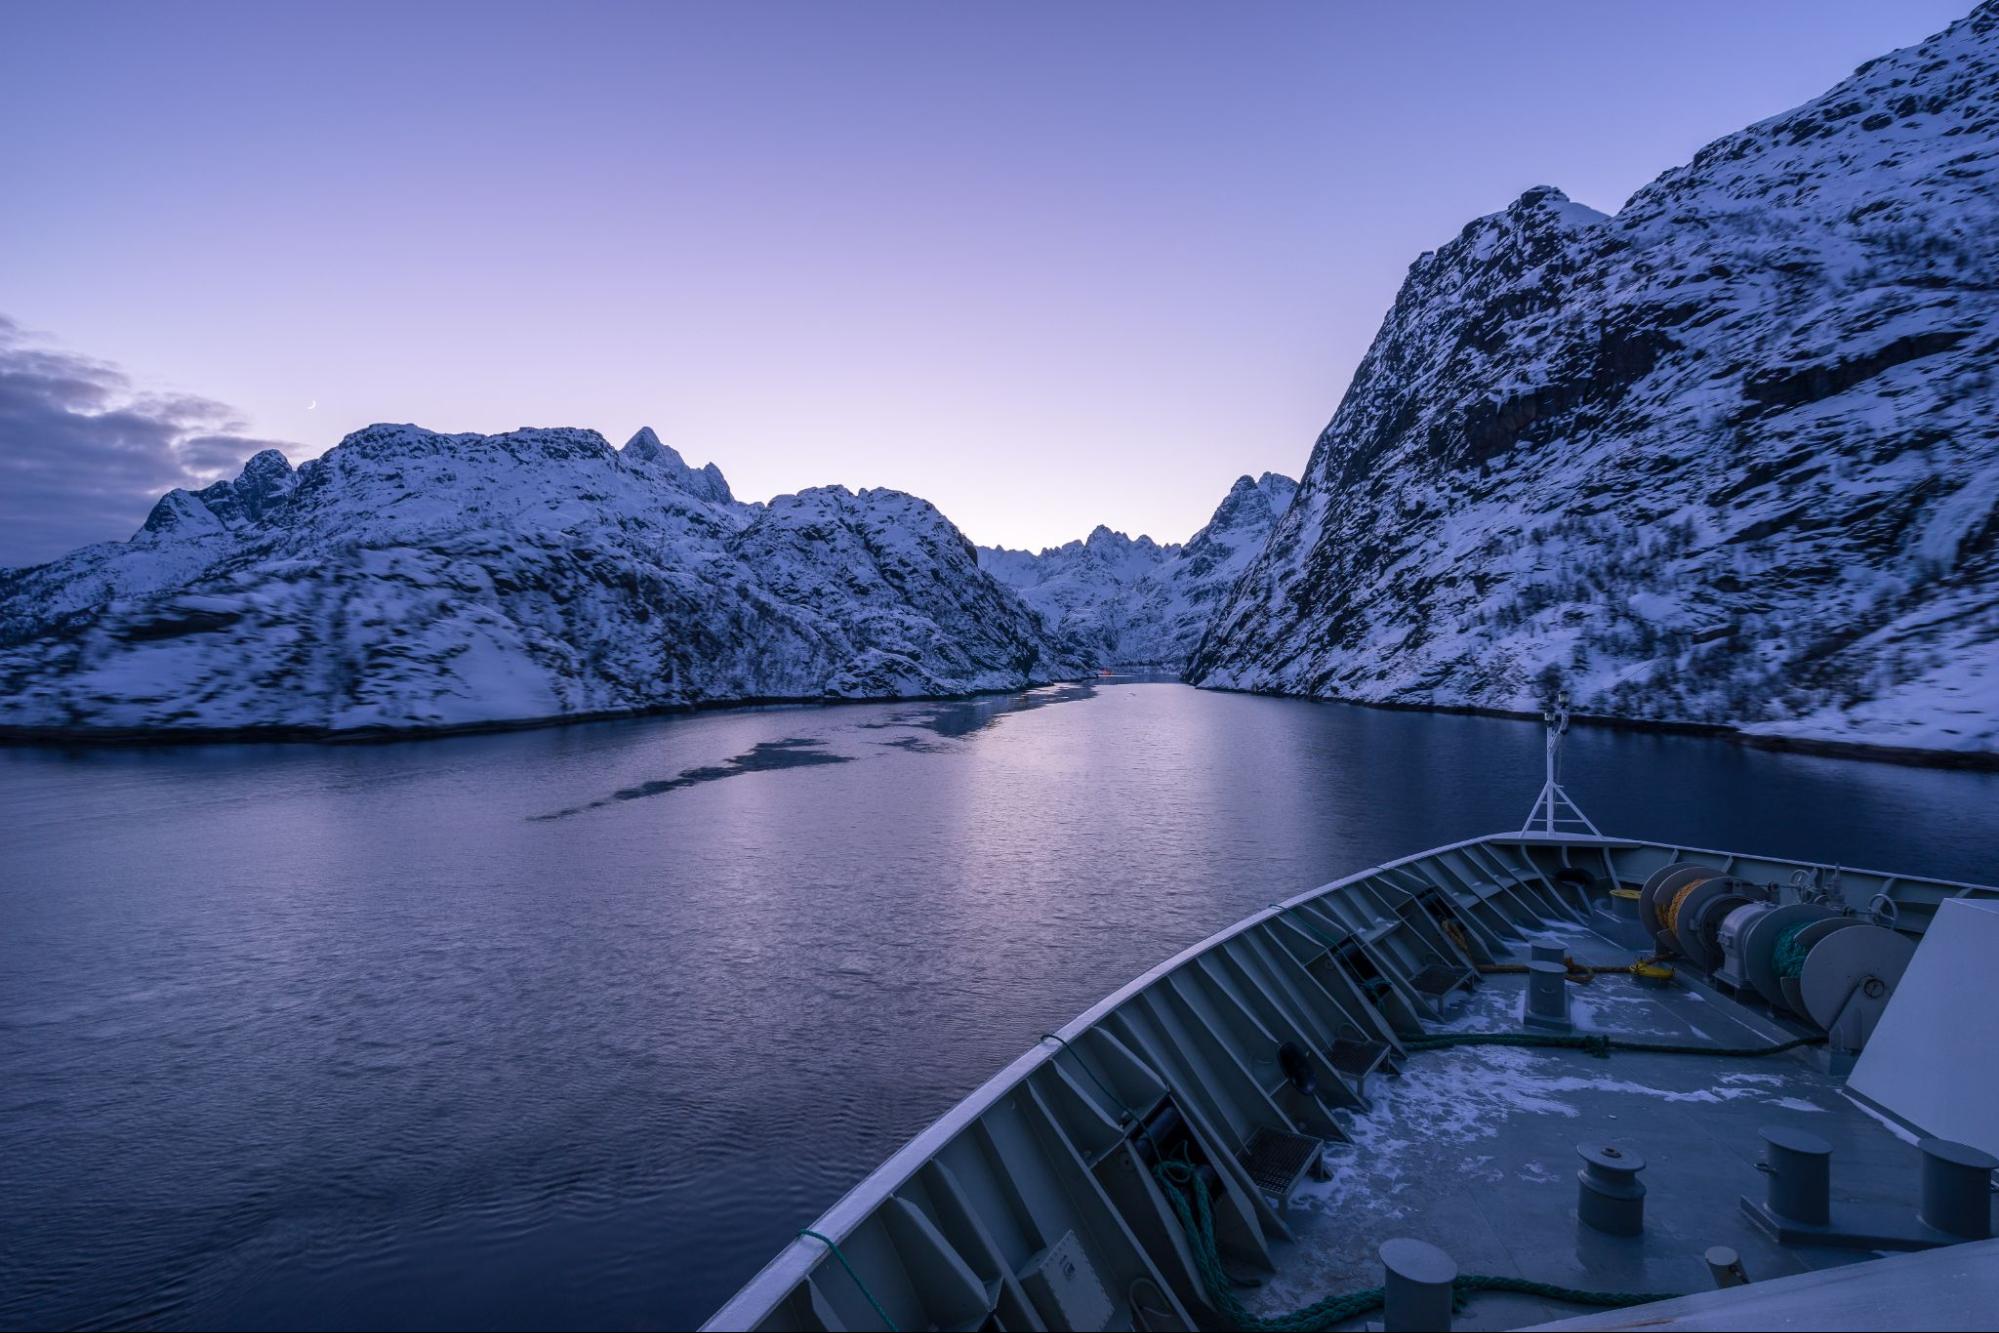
[
  {"x1": 0, "y1": 683, "x2": 1993, "y2": 1331},
  {"x1": 860, "y1": 680, "x2": 1098, "y2": 741}
]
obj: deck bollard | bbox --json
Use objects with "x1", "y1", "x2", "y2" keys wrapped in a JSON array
[
  {"x1": 1704, "y1": 1245, "x2": 1749, "y2": 1288},
  {"x1": 1530, "y1": 942, "x2": 1566, "y2": 964},
  {"x1": 1576, "y1": 1142, "x2": 1646, "y2": 1236},
  {"x1": 1380, "y1": 1238, "x2": 1456, "y2": 1332},
  {"x1": 1524, "y1": 959, "x2": 1571, "y2": 1030},
  {"x1": 1917, "y1": 1138, "x2": 1997, "y2": 1240},
  {"x1": 1758, "y1": 1126, "x2": 1832, "y2": 1227}
]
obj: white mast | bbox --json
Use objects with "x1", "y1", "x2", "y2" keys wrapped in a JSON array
[{"x1": 1522, "y1": 693, "x2": 1601, "y2": 836}]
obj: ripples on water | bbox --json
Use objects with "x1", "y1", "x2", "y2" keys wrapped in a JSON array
[{"x1": 2, "y1": 682, "x2": 1995, "y2": 1328}]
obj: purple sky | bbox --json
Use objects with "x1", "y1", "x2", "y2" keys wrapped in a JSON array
[{"x1": 0, "y1": 0, "x2": 1973, "y2": 566}]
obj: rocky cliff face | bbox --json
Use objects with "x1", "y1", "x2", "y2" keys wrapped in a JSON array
[
  {"x1": 980, "y1": 471, "x2": 1295, "y2": 667},
  {"x1": 1190, "y1": 4, "x2": 1999, "y2": 757},
  {"x1": 0, "y1": 425, "x2": 1083, "y2": 735}
]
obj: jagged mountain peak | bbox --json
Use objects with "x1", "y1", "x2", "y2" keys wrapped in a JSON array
[
  {"x1": 194, "y1": 447, "x2": 297, "y2": 529},
  {"x1": 140, "y1": 447, "x2": 299, "y2": 538},
  {"x1": 620, "y1": 425, "x2": 734, "y2": 504},
  {"x1": 139, "y1": 488, "x2": 225, "y2": 538},
  {"x1": 1201, "y1": 472, "x2": 1299, "y2": 535},
  {"x1": 979, "y1": 470, "x2": 1297, "y2": 669},
  {"x1": 622, "y1": 425, "x2": 677, "y2": 462},
  {"x1": 239, "y1": 448, "x2": 295, "y2": 481},
  {"x1": 338, "y1": 422, "x2": 610, "y2": 455},
  {"x1": 1497, "y1": 184, "x2": 1609, "y2": 229},
  {"x1": 1225, "y1": 471, "x2": 1299, "y2": 503},
  {"x1": 764, "y1": 483, "x2": 960, "y2": 527},
  {"x1": 1413, "y1": 184, "x2": 1610, "y2": 275}
]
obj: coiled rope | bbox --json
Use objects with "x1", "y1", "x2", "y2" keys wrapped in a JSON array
[
  {"x1": 1773, "y1": 923, "x2": 1814, "y2": 979},
  {"x1": 1659, "y1": 877, "x2": 1708, "y2": 935}
]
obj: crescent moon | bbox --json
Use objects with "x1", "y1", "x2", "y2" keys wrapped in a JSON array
[{"x1": 307, "y1": 400, "x2": 317, "y2": 411}]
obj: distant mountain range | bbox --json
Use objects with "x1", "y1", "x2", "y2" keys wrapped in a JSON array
[
  {"x1": 4, "y1": 6, "x2": 1995, "y2": 759},
  {"x1": 0, "y1": 425, "x2": 1083, "y2": 737},
  {"x1": 1191, "y1": 2, "x2": 1999, "y2": 760},
  {"x1": 978, "y1": 472, "x2": 1295, "y2": 668}
]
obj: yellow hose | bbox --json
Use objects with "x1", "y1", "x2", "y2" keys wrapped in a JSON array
[{"x1": 1475, "y1": 955, "x2": 1672, "y2": 985}]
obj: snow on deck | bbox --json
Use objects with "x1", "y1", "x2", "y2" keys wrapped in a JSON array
[{"x1": 1248, "y1": 924, "x2": 1935, "y2": 1330}]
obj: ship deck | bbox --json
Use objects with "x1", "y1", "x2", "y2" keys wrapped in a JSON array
[
  {"x1": 703, "y1": 833, "x2": 1998, "y2": 1333},
  {"x1": 1249, "y1": 921, "x2": 1959, "y2": 1330}
]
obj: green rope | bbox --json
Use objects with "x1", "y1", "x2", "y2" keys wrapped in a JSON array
[
  {"x1": 1773, "y1": 923, "x2": 1813, "y2": 979},
  {"x1": 1451, "y1": 1272, "x2": 1684, "y2": 1308},
  {"x1": 1403, "y1": 1030, "x2": 1824, "y2": 1059},
  {"x1": 798, "y1": 1228, "x2": 899, "y2": 1332},
  {"x1": 1151, "y1": 1159, "x2": 1678, "y2": 1332}
]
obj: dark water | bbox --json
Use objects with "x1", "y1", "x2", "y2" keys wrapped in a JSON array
[{"x1": 3, "y1": 682, "x2": 1995, "y2": 1329}]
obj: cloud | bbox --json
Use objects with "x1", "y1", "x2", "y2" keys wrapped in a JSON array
[{"x1": 0, "y1": 314, "x2": 298, "y2": 568}]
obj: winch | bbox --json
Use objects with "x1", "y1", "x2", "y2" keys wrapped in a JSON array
[
  {"x1": 1716, "y1": 901, "x2": 1835, "y2": 1004},
  {"x1": 1799, "y1": 924, "x2": 1916, "y2": 1053},
  {"x1": 1636, "y1": 862, "x2": 1753, "y2": 972},
  {"x1": 1637, "y1": 861, "x2": 1914, "y2": 1052}
]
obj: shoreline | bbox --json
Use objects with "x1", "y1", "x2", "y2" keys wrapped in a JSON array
[
  {"x1": 1196, "y1": 685, "x2": 1999, "y2": 774},
  {"x1": 0, "y1": 676, "x2": 1098, "y2": 751},
  {"x1": 2, "y1": 674, "x2": 1993, "y2": 774}
]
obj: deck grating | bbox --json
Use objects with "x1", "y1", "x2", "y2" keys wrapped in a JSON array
[{"x1": 1240, "y1": 1126, "x2": 1324, "y2": 1200}]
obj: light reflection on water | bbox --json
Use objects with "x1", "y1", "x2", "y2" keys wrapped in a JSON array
[{"x1": 1, "y1": 681, "x2": 1994, "y2": 1328}]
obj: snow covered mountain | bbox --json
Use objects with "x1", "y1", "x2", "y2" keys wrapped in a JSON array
[
  {"x1": 1190, "y1": 4, "x2": 1999, "y2": 759},
  {"x1": 979, "y1": 471, "x2": 1296, "y2": 667},
  {"x1": 0, "y1": 425, "x2": 1084, "y2": 736}
]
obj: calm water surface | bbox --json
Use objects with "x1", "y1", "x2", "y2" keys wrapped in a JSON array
[{"x1": 4, "y1": 682, "x2": 1996, "y2": 1328}]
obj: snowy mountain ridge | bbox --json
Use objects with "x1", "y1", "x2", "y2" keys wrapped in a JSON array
[
  {"x1": 0, "y1": 424, "x2": 1083, "y2": 736},
  {"x1": 1190, "y1": 3, "x2": 1999, "y2": 758},
  {"x1": 978, "y1": 471, "x2": 1296, "y2": 667}
]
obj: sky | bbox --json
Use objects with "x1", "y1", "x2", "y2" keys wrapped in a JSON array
[{"x1": 0, "y1": 0, "x2": 1975, "y2": 567}]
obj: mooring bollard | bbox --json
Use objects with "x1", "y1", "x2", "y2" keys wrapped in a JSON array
[
  {"x1": 1758, "y1": 1126, "x2": 1832, "y2": 1227},
  {"x1": 1524, "y1": 959, "x2": 1571, "y2": 1030},
  {"x1": 1380, "y1": 1238, "x2": 1456, "y2": 1333},
  {"x1": 1917, "y1": 1138, "x2": 1997, "y2": 1241},
  {"x1": 1530, "y1": 942, "x2": 1566, "y2": 964},
  {"x1": 1704, "y1": 1245, "x2": 1749, "y2": 1288},
  {"x1": 1576, "y1": 1141, "x2": 1647, "y2": 1236}
]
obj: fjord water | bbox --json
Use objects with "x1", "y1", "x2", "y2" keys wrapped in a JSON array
[{"x1": 4, "y1": 683, "x2": 1996, "y2": 1329}]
